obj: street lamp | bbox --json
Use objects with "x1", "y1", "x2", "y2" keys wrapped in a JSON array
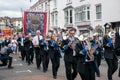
[{"x1": 104, "y1": 23, "x2": 112, "y2": 34}]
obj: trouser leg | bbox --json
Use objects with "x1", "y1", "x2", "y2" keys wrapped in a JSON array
[
  {"x1": 85, "y1": 62, "x2": 95, "y2": 80},
  {"x1": 65, "y1": 61, "x2": 72, "y2": 80},
  {"x1": 112, "y1": 57, "x2": 118, "y2": 75},
  {"x1": 105, "y1": 58, "x2": 113, "y2": 80},
  {"x1": 72, "y1": 57, "x2": 78, "y2": 80},
  {"x1": 8, "y1": 57, "x2": 12, "y2": 68},
  {"x1": 0, "y1": 59, "x2": 7, "y2": 66},
  {"x1": 35, "y1": 47, "x2": 40, "y2": 69}
]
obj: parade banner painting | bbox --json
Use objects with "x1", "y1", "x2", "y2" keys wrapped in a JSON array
[{"x1": 24, "y1": 11, "x2": 47, "y2": 35}]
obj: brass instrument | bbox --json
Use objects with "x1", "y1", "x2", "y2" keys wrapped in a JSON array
[
  {"x1": 57, "y1": 41, "x2": 62, "y2": 47},
  {"x1": 85, "y1": 45, "x2": 95, "y2": 62},
  {"x1": 108, "y1": 31, "x2": 116, "y2": 38},
  {"x1": 86, "y1": 50, "x2": 94, "y2": 62},
  {"x1": 89, "y1": 45, "x2": 98, "y2": 55}
]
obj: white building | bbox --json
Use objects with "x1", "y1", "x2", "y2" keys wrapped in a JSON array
[
  {"x1": 15, "y1": 20, "x2": 23, "y2": 29},
  {"x1": 0, "y1": 20, "x2": 6, "y2": 30},
  {"x1": 29, "y1": 0, "x2": 120, "y2": 36}
]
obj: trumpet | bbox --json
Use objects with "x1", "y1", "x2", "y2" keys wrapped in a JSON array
[{"x1": 57, "y1": 41, "x2": 62, "y2": 47}]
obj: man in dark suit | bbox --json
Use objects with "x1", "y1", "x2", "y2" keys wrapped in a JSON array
[
  {"x1": 62, "y1": 28, "x2": 78, "y2": 80},
  {"x1": 24, "y1": 33, "x2": 34, "y2": 65},
  {"x1": 3, "y1": 36, "x2": 10, "y2": 47},
  {"x1": 17, "y1": 34, "x2": 25, "y2": 61},
  {"x1": 103, "y1": 30, "x2": 118, "y2": 80}
]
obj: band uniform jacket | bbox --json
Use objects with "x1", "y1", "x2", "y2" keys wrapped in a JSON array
[
  {"x1": 103, "y1": 35, "x2": 117, "y2": 60},
  {"x1": 17, "y1": 37, "x2": 25, "y2": 51},
  {"x1": 75, "y1": 41, "x2": 86, "y2": 74},
  {"x1": 39, "y1": 40, "x2": 47, "y2": 56},
  {"x1": 48, "y1": 40, "x2": 60, "y2": 59},
  {"x1": 24, "y1": 37, "x2": 34, "y2": 51},
  {"x1": 62, "y1": 37, "x2": 79, "y2": 62}
]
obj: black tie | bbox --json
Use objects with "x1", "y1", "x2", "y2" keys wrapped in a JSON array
[{"x1": 38, "y1": 36, "x2": 40, "y2": 44}]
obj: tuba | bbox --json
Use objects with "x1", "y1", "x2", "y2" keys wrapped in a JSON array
[{"x1": 108, "y1": 31, "x2": 116, "y2": 39}]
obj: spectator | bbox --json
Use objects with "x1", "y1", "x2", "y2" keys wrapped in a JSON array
[{"x1": 0, "y1": 44, "x2": 14, "y2": 69}]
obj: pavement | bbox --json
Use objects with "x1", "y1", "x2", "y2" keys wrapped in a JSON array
[{"x1": 0, "y1": 55, "x2": 120, "y2": 80}]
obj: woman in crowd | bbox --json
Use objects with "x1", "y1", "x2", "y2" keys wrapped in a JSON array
[
  {"x1": 11, "y1": 36, "x2": 17, "y2": 54},
  {"x1": 49, "y1": 34, "x2": 60, "y2": 79}
]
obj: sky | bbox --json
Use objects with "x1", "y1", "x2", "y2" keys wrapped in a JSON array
[{"x1": 0, "y1": 0, "x2": 38, "y2": 18}]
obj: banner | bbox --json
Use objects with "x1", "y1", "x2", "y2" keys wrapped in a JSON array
[
  {"x1": 2, "y1": 28, "x2": 13, "y2": 37},
  {"x1": 24, "y1": 11, "x2": 47, "y2": 35}
]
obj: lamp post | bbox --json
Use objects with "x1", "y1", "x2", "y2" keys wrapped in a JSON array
[{"x1": 104, "y1": 23, "x2": 111, "y2": 34}]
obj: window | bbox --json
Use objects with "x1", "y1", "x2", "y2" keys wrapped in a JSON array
[
  {"x1": 80, "y1": 0, "x2": 85, "y2": 2},
  {"x1": 64, "y1": 9, "x2": 73, "y2": 24},
  {"x1": 18, "y1": 24, "x2": 20, "y2": 26},
  {"x1": 55, "y1": 13, "x2": 58, "y2": 25},
  {"x1": 41, "y1": 4, "x2": 43, "y2": 11},
  {"x1": 67, "y1": 0, "x2": 72, "y2": 3},
  {"x1": 52, "y1": 14, "x2": 54, "y2": 26},
  {"x1": 45, "y1": 2, "x2": 47, "y2": 11},
  {"x1": 54, "y1": 0, "x2": 57, "y2": 8},
  {"x1": 51, "y1": 13, "x2": 58, "y2": 26},
  {"x1": 96, "y1": 4, "x2": 102, "y2": 19},
  {"x1": 75, "y1": 5, "x2": 90, "y2": 22},
  {"x1": 87, "y1": 6, "x2": 90, "y2": 20},
  {"x1": 70, "y1": 10, "x2": 72, "y2": 23},
  {"x1": 65, "y1": 11, "x2": 69, "y2": 23}
]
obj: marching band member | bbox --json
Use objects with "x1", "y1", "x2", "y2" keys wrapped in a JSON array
[
  {"x1": 75, "y1": 35, "x2": 87, "y2": 80},
  {"x1": 103, "y1": 28, "x2": 118, "y2": 80},
  {"x1": 115, "y1": 32, "x2": 120, "y2": 77},
  {"x1": 17, "y1": 34, "x2": 26, "y2": 61},
  {"x1": 24, "y1": 33, "x2": 34, "y2": 65},
  {"x1": 32, "y1": 30, "x2": 43, "y2": 70},
  {"x1": 40, "y1": 35, "x2": 49, "y2": 73},
  {"x1": 84, "y1": 37, "x2": 96, "y2": 80},
  {"x1": 91, "y1": 33, "x2": 102, "y2": 77},
  {"x1": 76, "y1": 34, "x2": 96, "y2": 80},
  {"x1": 62, "y1": 28, "x2": 79, "y2": 80},
  {"x1": 49, "y1": 34, "x2": 60, "y2": 79}
]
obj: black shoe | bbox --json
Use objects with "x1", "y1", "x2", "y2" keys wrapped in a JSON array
[
  {"x1": 53, "y1": 76, "x2": 57, "y2": 79},
  {"x1": 37, "y1": 67, "x2": 40, "y2": 70},
  {"x1": 28, "y1": 63, "x2": 31, "y2": 66},
  {"x1": 31, "y1": 61, "x2": 34, "y2": 64},
  {"x1": 8, "y1": 66, "x2": 14, "y2": 69},
  {"x1": 19, "y1": 56, "x2": 21, "y2": 58},
  {"x1": 43, "y1": 70, "x2": 47, "y2": 73},
  {"x1": 97, "y1": 74, "x2": 100, "y2": 77}
]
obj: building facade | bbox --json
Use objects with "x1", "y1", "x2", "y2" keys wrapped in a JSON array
[
  {"x1": 0, "y1": 17, "x2": 11, "y2": 30},
  {"x1": 11, "y1": 18, "x2": 23, "y2": 29},
  {"x1": 29, "y1": 0, "x2": 120, "y2": 36}
]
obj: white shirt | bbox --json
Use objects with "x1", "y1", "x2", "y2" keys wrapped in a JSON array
[
  {"x1": 32, "y1": 35, "x2": 43, "y2": 46},
  {"x1": 11, "y1": 39, "x2": 17, "y2": 47},
  {"x1": 21, "y1": 38, "x2": 24, "y2": 46}
]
